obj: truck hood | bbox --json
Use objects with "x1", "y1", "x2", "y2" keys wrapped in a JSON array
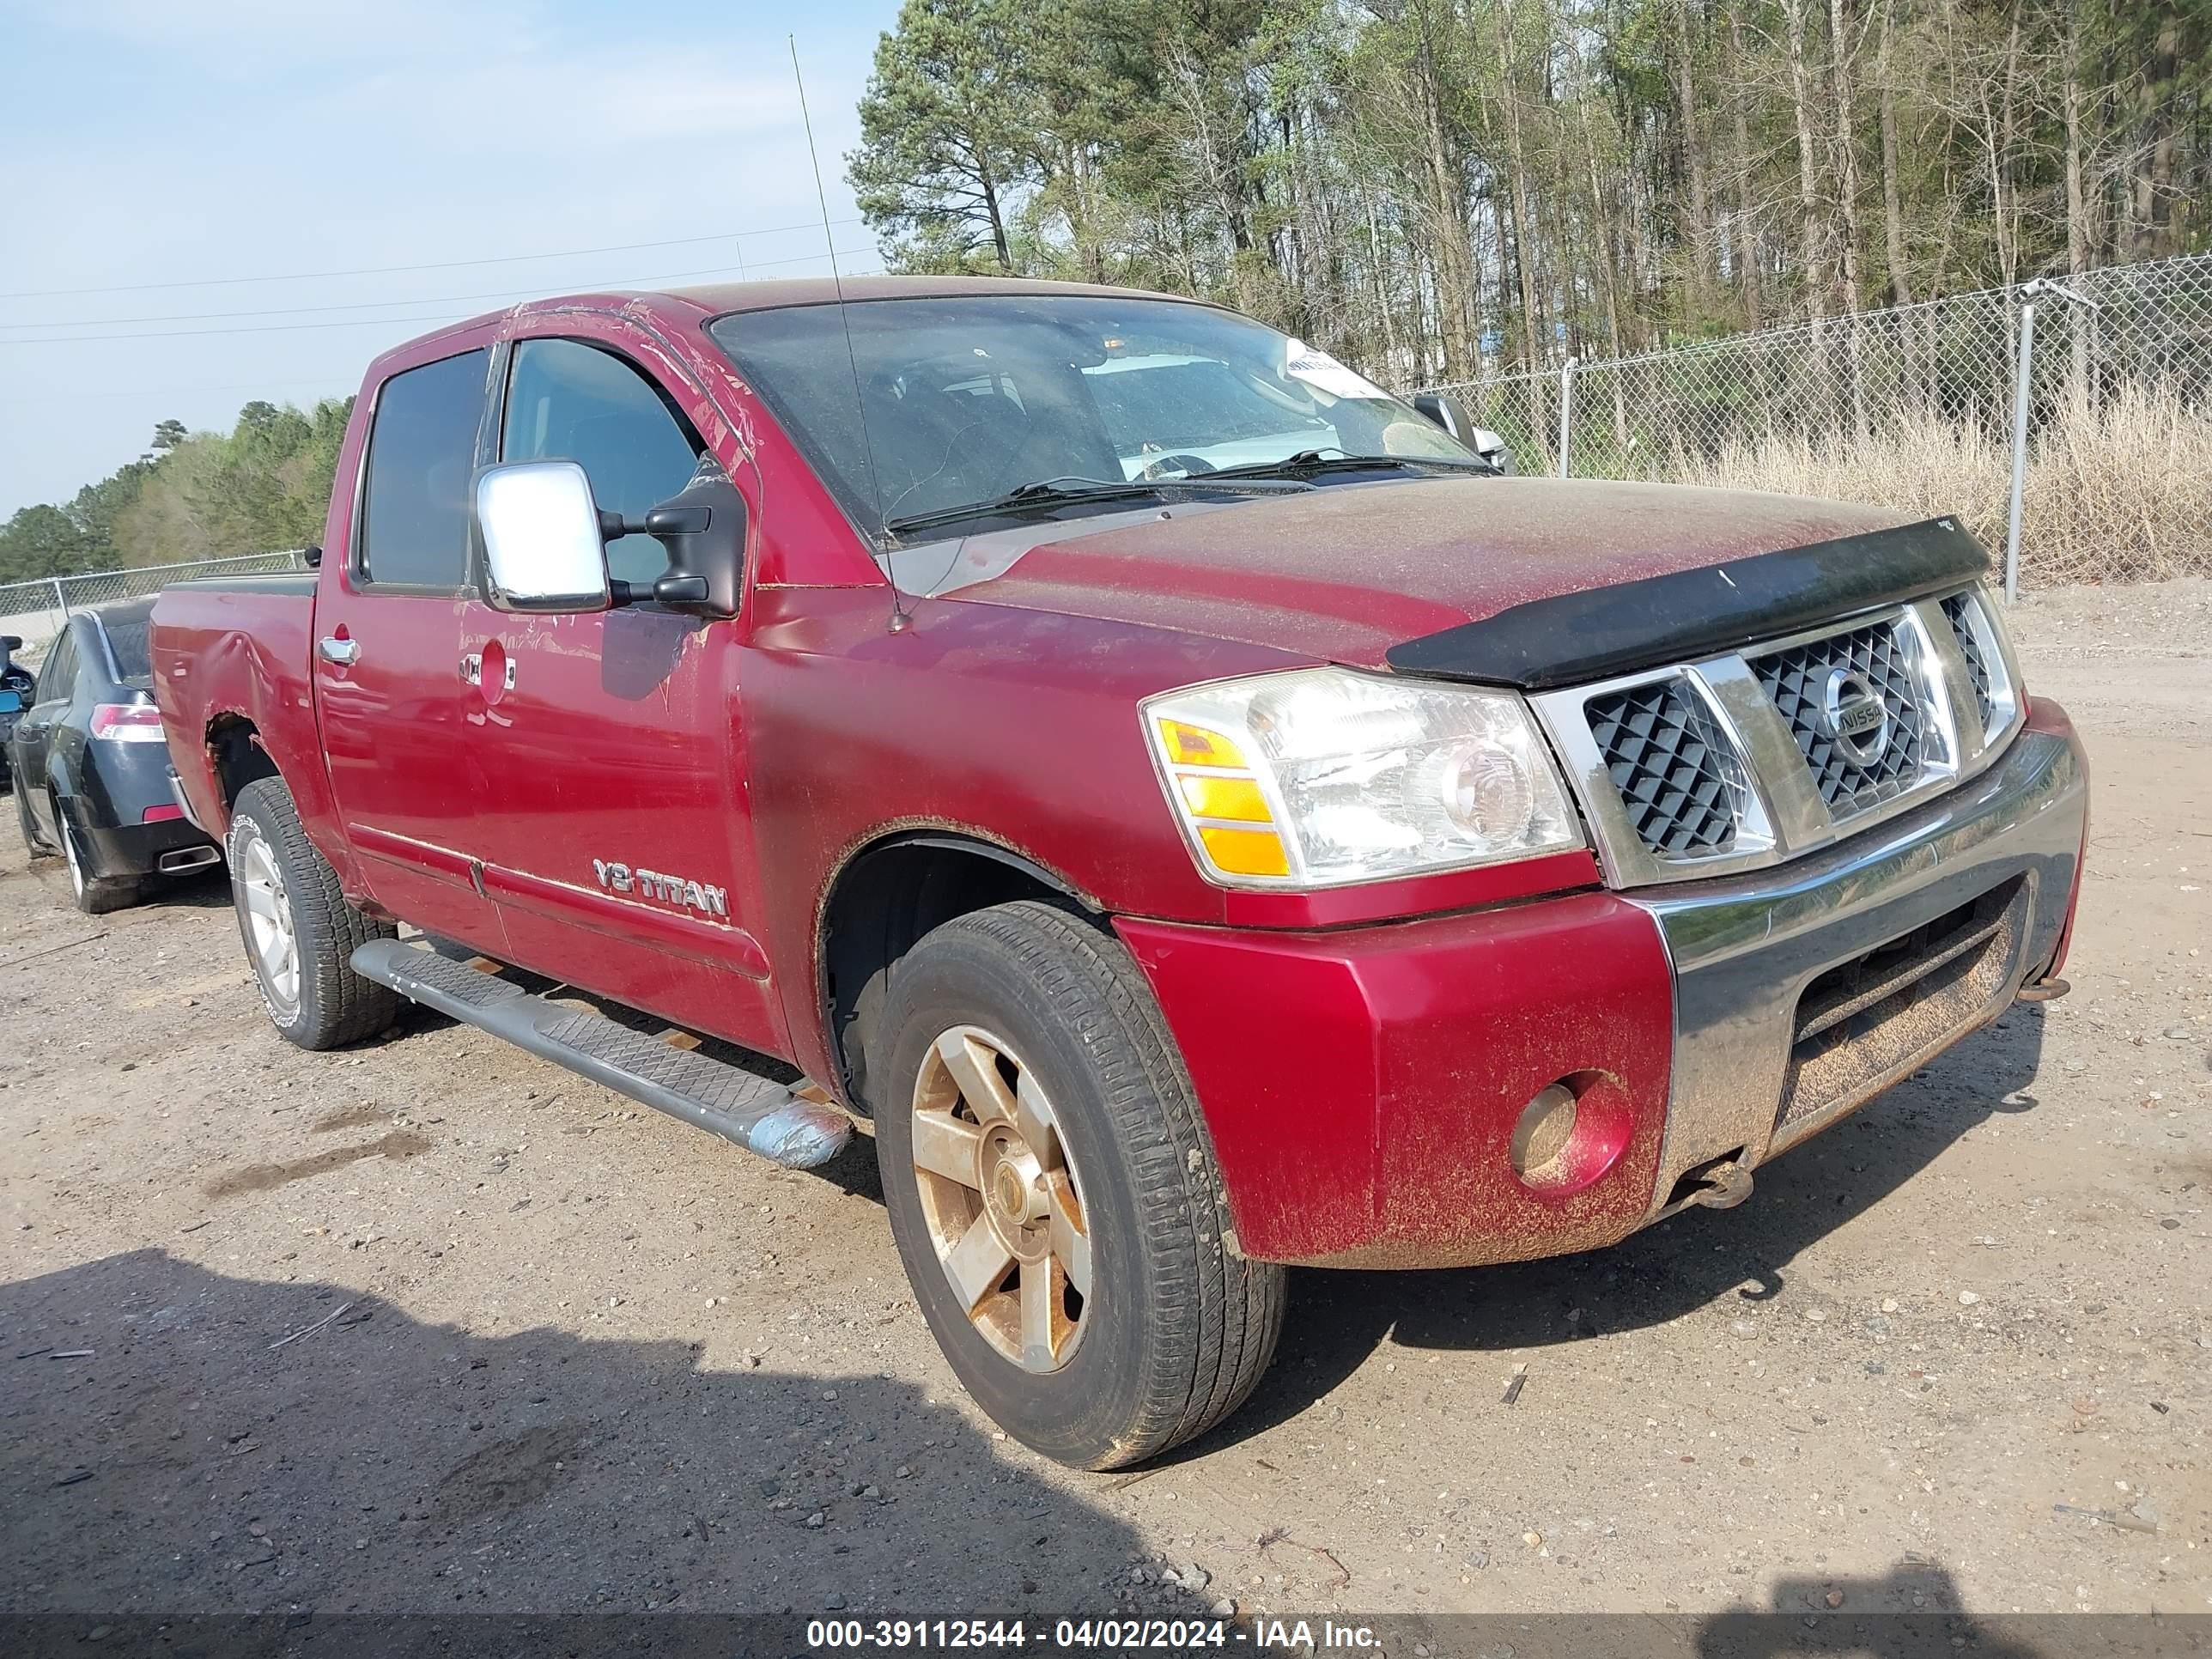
[{"x1": 915, "y1": 477, "x2": 1916, "y2": 669}]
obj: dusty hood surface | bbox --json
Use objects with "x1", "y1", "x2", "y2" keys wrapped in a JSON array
[{"x1": 930, "y1": 477, "x2": 1917, "y2": 668}]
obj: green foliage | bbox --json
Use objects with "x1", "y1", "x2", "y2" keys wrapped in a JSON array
[
  {"x1": 849, "y1": 0, "x2": 1055, "y2": 272},
  {"x1": 0, "y1": 397, "x2": 352, "y2": 584},
  {"x1": 844, "y1": 0, "x2": 2212, "y2": 383}
]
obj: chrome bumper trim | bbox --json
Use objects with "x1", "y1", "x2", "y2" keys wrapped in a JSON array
[{"x1": 1631, "y1": 726, "x2": 2086, "y2": 1213}]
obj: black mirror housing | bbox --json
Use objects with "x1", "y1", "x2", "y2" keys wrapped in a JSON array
[
  {"x1": 1413, "y1": 392, "x2": 1476, "y2": 445},
  {"x1": 644, "y1": 459, "x2": 746, "y2": 620}
]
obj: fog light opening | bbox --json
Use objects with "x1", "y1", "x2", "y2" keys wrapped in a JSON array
[
  {"x1": 1510, "y1": 1084, "x2": 1579, "y2": 1183},
  {"x1": 1509, "y1": 1071, "x2": 1634, "y2": 1195}
]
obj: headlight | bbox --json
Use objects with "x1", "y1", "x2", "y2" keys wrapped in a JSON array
[{"x1": 1141, "y1": 667, "x2": 1583, "y2": 888}]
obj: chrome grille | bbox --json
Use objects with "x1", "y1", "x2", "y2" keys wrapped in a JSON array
[
  {"x1": 1750, "y1": 620, "x2": 1926, "y2": 817},
  {"x1": 1529, "y1": 586, "x2": 2018, "y2": 890},
  {"x1": 1585, "y1": 678, "x2": 1741, "y2": 857},
  {"x1": 1941, "y1": 592, "x2": 1994, "y2": 729}
]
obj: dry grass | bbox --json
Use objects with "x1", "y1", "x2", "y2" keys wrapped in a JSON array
[{"x1": 1691, "y1": 388, "x2": 2212, "y2": 585}]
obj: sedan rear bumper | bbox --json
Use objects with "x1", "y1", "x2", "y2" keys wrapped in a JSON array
[
  {"x1": 65, "y1": 803, "x2": 222, "y2": 883},
  {"x1": 1117, "y1": 699, "x2": 2087, "y2": 1269}
]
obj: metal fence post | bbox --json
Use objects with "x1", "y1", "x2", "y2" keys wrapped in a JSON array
[
  {"x1": 1557, "y1": 356, "x2": 1578, "y2": 479},
  {"x1": 2002, "y1": 300, "x2": 2038, "y2": 605},
  {"x1": 49, "y1": 578, "x2": 67, "y2": 623}
]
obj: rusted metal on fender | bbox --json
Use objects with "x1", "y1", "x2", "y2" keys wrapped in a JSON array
[{"x1": 1115, "y1": 894, "x2": 1676, "y2": 1268}]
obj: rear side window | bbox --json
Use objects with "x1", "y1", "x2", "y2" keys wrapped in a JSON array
[
  {"x1": 102, "y1": 616, "x2": 154, "y2": 683},
  {"x1": 358, "y1": 349, "x2": 488, "y2": 588},
  {"x1": 39, "y1": 628, "x2": 79, "y2": 702},
  {"x1": 501, "y1": 338, "x2": 702, "y2": 586}
]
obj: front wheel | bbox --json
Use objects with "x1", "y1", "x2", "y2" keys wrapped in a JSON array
[
  {"x1": 227, "y1": 776, "x2": 398, "y2": 1048},
  {"x1": 874, "y1": 901, "x2": 1284, "y2": 1469}
]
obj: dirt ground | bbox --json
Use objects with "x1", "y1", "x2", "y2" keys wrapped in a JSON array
[{"x1": 1, "y1": 580, "x2": 2205, "y2": 1643}]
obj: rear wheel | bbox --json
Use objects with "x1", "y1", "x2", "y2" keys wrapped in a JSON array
[
  {"x1": 57, "y1": 801, "x2": 137, "y2": 915},
  {"x1": 874, "y1": 900, "x2": 1284, "y2": 1469},
  {"x1": 228, "y1": 776, "x2": 398, "y2": 1048}
]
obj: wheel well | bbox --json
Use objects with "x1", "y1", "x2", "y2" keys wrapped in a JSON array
[
  {"x1": 821, "y1": 835, "x2": 1096, "y2": 1115},
  {"x1": 206, "y1": 715, "x2": 279, "y2": 810}
]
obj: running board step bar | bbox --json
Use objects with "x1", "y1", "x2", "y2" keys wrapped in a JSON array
[{"x1": 349, "y1": 939, "x2": 852, "y2": 1169}]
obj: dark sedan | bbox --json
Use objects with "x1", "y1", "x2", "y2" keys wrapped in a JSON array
[{"x1": 10, "y1": 599, "x2": 221, "y2": 913}]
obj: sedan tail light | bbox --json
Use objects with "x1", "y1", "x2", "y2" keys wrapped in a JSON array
[{"x1": 90, "y1": 702, "x2": 167, "y2": 743}]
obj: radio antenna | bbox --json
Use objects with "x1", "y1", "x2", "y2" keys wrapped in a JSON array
[{"x1": 790, "y1": 34, "x2": 908, "y2": 633}]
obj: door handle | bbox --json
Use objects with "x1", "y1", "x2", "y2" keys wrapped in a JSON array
[
  {"x1": 317, "y1": 635, "x2": 360, "y2": 666},
  {"x1": 460, "y1": 653, "x2": 516, "y2": 690}
]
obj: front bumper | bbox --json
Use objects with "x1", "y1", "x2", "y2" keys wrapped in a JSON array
[{"x1": 1117, "y1": 701, "x2": 2088, "y2": 1268}]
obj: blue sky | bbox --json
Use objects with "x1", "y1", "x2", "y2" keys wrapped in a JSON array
[{"x1": 0, "y1": 0, "x2": 902, "y2": 518}]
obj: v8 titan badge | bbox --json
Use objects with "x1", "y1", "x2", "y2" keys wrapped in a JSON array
[{"x1": 592, "y1": 859, "x2": 729, "y2": 919}]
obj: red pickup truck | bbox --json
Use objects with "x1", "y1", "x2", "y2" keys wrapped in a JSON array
[{"x1": 152, "y1": 276, "x2": 2088, "y2": 1468}]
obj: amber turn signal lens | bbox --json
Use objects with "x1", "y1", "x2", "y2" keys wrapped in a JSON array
[
  {"x1": 1176, "y1": 773, "x2": 1272, "y2": 823},
  {"x1": 1198, "y1": 824, "x2": 1290, "y2": 878},
  {"x1": 1157, "y1": 718, "x2": 1248, "y2": 771}
]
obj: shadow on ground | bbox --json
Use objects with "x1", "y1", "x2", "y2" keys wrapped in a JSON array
[
  {"x1": 0, "y1": 1250, "x2": 1202, "y2": 1624},
  {"x1": 1190, "y1": 1001, "x2": 2050, "y2": 1457}
]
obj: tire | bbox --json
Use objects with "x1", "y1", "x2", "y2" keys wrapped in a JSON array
[
  {"x1": 874, "y1": 900, "x2": 1284, "y2": 1469},
  {"x1": 57, "y1": 801, "x2": 138, "y2": 915},
  {"x1": 227, "y1": 776, "x2": 398, "y2": 1049},
  {"x1": 16, "y1": 781, "x2": 51, "y2": 859}
]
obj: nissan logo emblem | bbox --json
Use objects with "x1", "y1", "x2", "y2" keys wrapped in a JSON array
[{"x1": 1821, "y1": 668, "x2": 1892, "y2": 767}]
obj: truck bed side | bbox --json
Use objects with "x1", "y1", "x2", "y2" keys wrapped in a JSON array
[{"x1": 150, "y1": 574, "x2": 353, "y2": 882}]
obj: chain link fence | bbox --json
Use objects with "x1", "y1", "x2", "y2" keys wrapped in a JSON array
[
  {"x1": 1417, "y1": 252, "x2": 2212, "y2": 593},
  {"x1": 0, "y1": 551, "x2": 309, "y2": 659}
]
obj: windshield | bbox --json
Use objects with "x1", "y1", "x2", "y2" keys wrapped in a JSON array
[{"x1": 708, "y1": 295, "x2": 1478, "y2": 537}]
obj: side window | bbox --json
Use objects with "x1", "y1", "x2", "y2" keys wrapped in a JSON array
[
  {"x1": 38, "y1": 627, "x2": 78, "y2": 703},
  {"x1": 358, "y1": 349, "x2": 488, "y2": 588},
  {"x1": 501, "y1": 338, "x2": 704, "y2": 586}
]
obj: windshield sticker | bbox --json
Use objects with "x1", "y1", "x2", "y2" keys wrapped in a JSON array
[{"x1": 1284, "y1": 340, "x2": 1390, "y2": 401}]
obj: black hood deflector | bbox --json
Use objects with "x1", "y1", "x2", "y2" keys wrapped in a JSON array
[{"x1": 1384, "y1": 515, "x2": 1990, "y2": 690}]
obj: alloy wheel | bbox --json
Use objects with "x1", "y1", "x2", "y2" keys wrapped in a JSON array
[
  {"x1": 909, "y1": 1024, "x2": 1092, "y2": 1373},
  {"x1": 235, "y1": 826, "x2": 301, "y2": 1019}
]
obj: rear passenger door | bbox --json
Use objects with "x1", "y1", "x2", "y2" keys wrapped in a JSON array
[
  {"x1": 313, "y1": 346, "x2": 507, "y2": 951},
  {"x1": 459, "y1": 329, "x2": 781, "y2": 1052},
  {"x1": 15, "y1": 622, "x2": 79, "y2": 840}
]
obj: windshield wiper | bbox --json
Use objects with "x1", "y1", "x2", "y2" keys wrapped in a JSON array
[
  {"x1": 882, "y1": 474, "x2": 1311, "y2": 539},
  {"x1": 1208, "y1": 449, "x2": 1500, "y2": 480}
]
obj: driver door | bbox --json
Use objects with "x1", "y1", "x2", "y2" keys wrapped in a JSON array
[{"x1": 459, "y1": 325, "x2": 782, "y2": 1053}]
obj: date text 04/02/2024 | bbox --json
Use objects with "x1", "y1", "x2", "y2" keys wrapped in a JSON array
[{"x1": 803, "y1": 1617, "x2": 1383, "y2": 1649}]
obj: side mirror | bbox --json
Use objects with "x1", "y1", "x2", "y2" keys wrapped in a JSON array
[
  {"x1": 1412, "y1": 393, "x2": 1513, "y2": 474},
  {"x1": 474, "y1": 460, "x2": 613, "y2": 614},
  {"x1": 1, "y1": 635, "x2": 19, "y2": 651},
  {"x1": 1412, "y1": 392, "x2": 1476, "y2": 443},
  {"x1": 640, "y1": 459, "x2": 745, "y2": 620}
]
